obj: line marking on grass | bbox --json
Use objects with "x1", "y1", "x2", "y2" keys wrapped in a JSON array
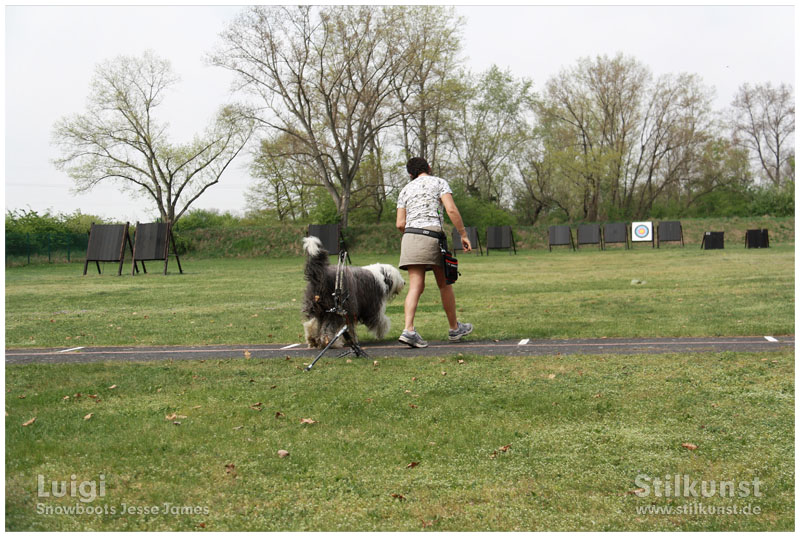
[
  {"x1": 59, "y1": 347, "x2": 85, "y2": 353},
  {"x1": 764, "y1": 336, "x2": 779, "y2": 342},
  {"x1": 518, "y1": 339, "x2": 530, "y2": 345},
  {"x1": 280, "y1": 343, "x2": 301, "y2": 350}
]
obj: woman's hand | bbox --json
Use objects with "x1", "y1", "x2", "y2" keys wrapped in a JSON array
[{"x1": 460, "y1": 234, "x2": 472, "y2": 252}]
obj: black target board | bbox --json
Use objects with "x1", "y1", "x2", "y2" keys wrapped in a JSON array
[
  {"x1": 701, "y1": 231, "x2": 724, "y2": 250},
  {"x1": 83, "y1": 223, "x2": 134, "y2": 276},
  {"x1": 745, "y1": 229, "x2": 770, "y2": 248},
  {"x1": 486, "y1": 226, "x2": 516, "y2": 254},
  {"x1": 577, "y1": 224, "x2": 602, "y2": 250},
  {"x1": 132, "y1": 222, "x2": 183, "y2": 275},
  {"x1": 548, "y1": 225, "x2": 574, "y2": 251},
  {"x1": 308, "y1": 224, "x2": 348, "y2": 260},
  {"x1": 603, "y1": 223, "x2": 629, "y2": 248},
  {"x1": 657, "y1": 221, "x2": 684, "y2": 247}
]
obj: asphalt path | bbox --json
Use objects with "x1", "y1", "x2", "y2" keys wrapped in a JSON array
[{"x1": 5, "y1": 335, "x2": 793, "y2": 365}]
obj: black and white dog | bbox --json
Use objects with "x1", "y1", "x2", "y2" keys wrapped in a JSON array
[{"x1": 301, "y1": 236, "x2": 405, "y2": 348}]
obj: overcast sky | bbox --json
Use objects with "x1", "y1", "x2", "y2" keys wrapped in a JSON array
[{"x1": 4, "y1": 3, "x2": 795, "y2": 224}]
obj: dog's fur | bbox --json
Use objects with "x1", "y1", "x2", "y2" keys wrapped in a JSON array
[{"x1": 301, "y1": 236, "x2": 405, "y2": 348}]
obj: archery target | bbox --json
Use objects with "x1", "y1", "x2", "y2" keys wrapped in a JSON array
[{"x1": 631, "y1": 221, "x2": 653, "y2": 242}]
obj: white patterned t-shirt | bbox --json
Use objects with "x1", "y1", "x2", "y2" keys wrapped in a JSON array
[{"x1": 397, "y1": 175, "x2": 453, "y2": 229}]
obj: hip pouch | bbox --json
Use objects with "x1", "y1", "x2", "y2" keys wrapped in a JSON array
[{"x1": 404, "y1": 227, "x2": 460, "y2": 285}]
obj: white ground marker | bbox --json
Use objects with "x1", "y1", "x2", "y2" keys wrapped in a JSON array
[
  {"x1": 280, "y1": 343, "x2": 302, "y2": 350},
  {"x1": 518, "y1": 339, "x2": 530, "y2": 346},
  {"x1": 59, "y1": 347, "x2": 85, "y2": 353},
  {"x1": 764, "y1": 336, "x2": 779, "y2": 343}
]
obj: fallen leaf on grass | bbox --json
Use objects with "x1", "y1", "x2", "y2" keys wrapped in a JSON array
[
  {"x1": 165, "y1": 413, "x2": 188, "y2": 421},
  {"x1": 300, "y1": 418, "x2": 317, "y2": 425},
  {"x1": 108, "y1": 385, "x2": 118, "y2": 390},
  {"x1": 84, "y1": 413, "x2": 93, "y2": 420},
  {"x1": 192, "y1": 405, "x2": 202, "y2": 410},
  {"x1": 441, "y1": 371, "x2": 447, "y2": 376},
  {"x1": 412, "y1": 377, "x2": 418, "y2": 381},
  {"x1": 547, "y1": 374, "x2": 556, "y2": 380},
  {"x1": 250, "y1": 402, "x2": 263, "y2": 411},
  {"x1": 406, "y1": 461, "x2": 419, "y2": 469},
  {"x1": 18, "y1": 395, "x2": 25, "y2": 399},
  {"x1": 409, "y1": 404, "x2": 418, "y2": 409},
  {"x1": 224, "y1": 463, "x2": 236, "y2": 477},
  {"x1": 197, "y1": 523, "x2": 206, "y2": 528},
  {"x1": 390, "y1": 493, "x2": 406, "y2": 501},
  {"x1": 62, "y1": 396, "x2": 70, "y2": 401},
  {"x1": 458, "y1": 359, "x2": 465, "y2": 365},
  {"x1": 277, "y1": 450, "x2": 290, "y2": 458},
  {"x1": 88, "y1": 394, "x2": 98, "y2": 399},
  {"x1": 275, "y1": 411, "x2": 284, "y2": 418},
  {"x1": 498, "y1": 444, "x2": 511, "y2": 452},
  {"x1": 232, "y1": 426, "x2": 244, "y2": 431},
  {"x1": 244, "y1": 351, "x2": 251, "y2": 359},
  {"x1": 626, "y1": 488, "x2": 646, "y2": 496},
  {"x1": 373, "y1": 361, "x2": 379, "y2": 367},
  {"x1": 22, "y1": 417, "x2": 36, "y2": 427},
  {"x1": 681, "y1": 443, "x2": 698, "y2": 451}
]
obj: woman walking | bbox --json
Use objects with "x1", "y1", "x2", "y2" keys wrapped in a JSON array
[{"x1": 396, "y1": 157, "x2": 473, "y2": 348}]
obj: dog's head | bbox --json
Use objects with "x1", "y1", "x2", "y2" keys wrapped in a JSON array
[{"x1": 365, "y1": 263, "x2": 405, "y2": 300}]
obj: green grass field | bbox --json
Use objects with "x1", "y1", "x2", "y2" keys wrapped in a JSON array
[
  {"x1": 5, "y1": 246, "x2": 795, "y2": 348},
  {"x1": 5, "y1": 246, "x2": 795, "y2": 530},
  {"x1": 5, "y1": 349, "x2": 794, "y2": 531}
]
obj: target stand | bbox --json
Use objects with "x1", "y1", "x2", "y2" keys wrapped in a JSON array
[
  {"x1": 304, "y1": 251, "x2": 367, "y2": 371},
  {"x1": 83, "y1": 223, "x2": 136, "y2": 276},
  {"x1": 131, "y1": 222, "x2": 183, "y2": 275}
]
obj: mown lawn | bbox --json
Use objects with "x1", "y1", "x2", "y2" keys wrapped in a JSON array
[
  {"x1": 5, "y1": 245, "x2": 794, "y2": 530},
  {"x1": 5, "y1": 349, "x2": 794, "y2": 531},
  {"x1": 4, "y1": 245, "x2": 795, "y2": 348}
]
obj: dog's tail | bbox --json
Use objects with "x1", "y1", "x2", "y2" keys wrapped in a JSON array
[{"x1": 302, "y1": 236, "x2": 329, "y2": 286}]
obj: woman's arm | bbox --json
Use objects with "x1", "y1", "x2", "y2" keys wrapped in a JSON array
[
  {"x1": 396, "y1": 207, "x2": 406, "y2": 233},
  {"x1": 441, "y1": 193, "x2": 472, "y2": 252}
]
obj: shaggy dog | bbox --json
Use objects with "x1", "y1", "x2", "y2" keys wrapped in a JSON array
[{"x1": 301, "y1": 236, "x2": 405, "y2": 348}]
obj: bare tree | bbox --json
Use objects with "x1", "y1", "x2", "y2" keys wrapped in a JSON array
[
  {"x1": 624, "y1": 73, "x2": 715, "y2": 216},
  {"x1": 53, "y1": 51, "x2": 255, "y2": 224},
  {"x1": 730, "y1": 82, "x2": 795, "y2": 187},
  {"x1": 247, "y1": 134, "x2": 315, "y2": 221},
  {"x1": 390, "y1": 6, "x2": 464, "y2": 164},
  {"x1": 210, "y1": 5, "x2": 413, "y2": 227},
  {"x1": 446, "y1": 66, "x2": 534, "y2": 204},
  {"x1": 539, "y1": 54, "x2": 649, "y2": 221}
]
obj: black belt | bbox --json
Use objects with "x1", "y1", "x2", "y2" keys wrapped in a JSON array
[{"x1": 404, "y1": 227, "x2": 445, "y2": 241}]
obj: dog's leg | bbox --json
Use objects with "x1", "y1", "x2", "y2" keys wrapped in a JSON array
[
  {"x1": 370, "y1": 313, "x2": 391, "y2": 339},
  {"x1": 303, "y1": 318, "x2": 319, "y2": 348}
]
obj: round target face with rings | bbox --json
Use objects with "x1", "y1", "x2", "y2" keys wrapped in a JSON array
[{"x1": 631, "y1": 221, "x2": 653, "y2": 242}]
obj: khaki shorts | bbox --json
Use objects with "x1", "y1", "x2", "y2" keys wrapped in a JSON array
[{"x1": 399, "y1": 227, "x2": 444, "y2": 270}]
